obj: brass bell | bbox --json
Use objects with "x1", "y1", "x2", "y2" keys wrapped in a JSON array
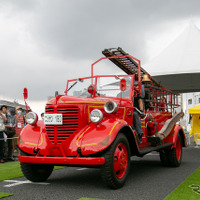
[{"x1": 142, "y1": 74, "x2": 151, "y2": 83}]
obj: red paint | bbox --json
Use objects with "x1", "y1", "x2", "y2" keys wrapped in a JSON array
[
  {"x1": 18, "y1": 49, "x2": 186, "y2": 187},
  {"x1": 18, "y1": 156, "x2": 105, "y2": 165},
  {"x1": 113, "y1": 143, "x2": 128, "y2": 179},
  {"x1": 176, "y1": 137, "x2": 181, "y2": 161}
]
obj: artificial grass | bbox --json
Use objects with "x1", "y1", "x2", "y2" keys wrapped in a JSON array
[
  {"x1": 164, "y1": 167, "x2": 200, "y2": 200},
  {"x1": 0, "y1": 161, "x2": 65, "y2": 181},
  {"x1": 0, "y1": 162, "x2": 23, "y2": 181},
  {"x1": 0, "y1": 161, "x2": 65, "y2": 199},
  {"x1": 78, "y1": 198, "x2": 108, "y2": 200},
  {"x1": 0, "y1": 192, "x2": 13, "y2": 198}
]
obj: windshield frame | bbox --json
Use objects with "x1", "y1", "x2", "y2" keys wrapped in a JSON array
[{"x1": 65, "y1": 74, "x2": 135, "y2": 100}]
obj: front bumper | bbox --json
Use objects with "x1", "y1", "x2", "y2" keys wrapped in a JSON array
[{"x1": 18, "y1": 156, "x2": 105, "y2": 166}]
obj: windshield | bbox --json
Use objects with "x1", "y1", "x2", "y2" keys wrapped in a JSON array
[
  {"x1": 67, "y1": 78, "x2": 95, "y2": 97},
  {"x1": 66, "y1": 76, "x2": 132, "y2": 99}
]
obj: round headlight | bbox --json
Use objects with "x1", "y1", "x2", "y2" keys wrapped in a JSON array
[
  {"x1": 26, "y1": 112, "x2": 38, "y2": 125},
  {"x1": 104, "y1": 100, "x2": 118, "y2": 114},
  {"x1": 90, "y1": 109, "x2": 103, "y2": 123}
]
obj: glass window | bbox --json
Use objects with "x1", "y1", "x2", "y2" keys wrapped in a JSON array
[
  {"x1": 188, "y1": 99, "x2": 192, "y2": 105},
  {"x1": 67, "y1": 78, "x2": 95, "y2": 97},
  {"x1": 96, "y1": 76, "x2": 131, "y2": 99},
  {"x1": 66, "y1": 76, "x2": 132, "y2": 99}
]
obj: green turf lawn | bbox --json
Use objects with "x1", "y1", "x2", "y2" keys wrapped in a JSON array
[
  {"x1": 0, "y1": 192, "x2": 13, "y2": 198},
  {"x1": 0, "y1": 161, "x2": 65, "y2": 199},
  {"x1": 0, "y1": 162, "x2": 23, "y2": 181},
  {"x1": 2, "y1": 162, "x2": 200, "y2": 200},
  {"x1": 164, "y1": 167, "x2": 200, "y2": 200},
  {"x1": 78, "y1": 198, "x2": 108, "y2": 200},
  {"x1": 0, "y1": 161, "x2": 64, "y2": 181},
  {"x1": 0, "y1": 162, "x2": 106, "y2": 200}
]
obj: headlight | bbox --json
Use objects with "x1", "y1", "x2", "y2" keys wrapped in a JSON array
[
  {"x1": 104, "y1": 100, "x2": 118, "y2": 114},
  {"x1": 90, "y1": 109, "x2": 103, "y2": 123},
  {"x1": 26, "y1": 112, "x2": 38, "y2": 125}
]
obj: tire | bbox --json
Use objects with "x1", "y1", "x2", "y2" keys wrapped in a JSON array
[
  {"x1": 167, "y1": 134, "x2": 182, "y2": 167},
  {"x1": 20, "y1": 163, "x2": 54, "y2": 182},
  {"x1": 101, "y1": 133, "x2": 131, "y2": 189},
  {"x1": 159, "y1": 150, "x2": 169, "y2": 167}
]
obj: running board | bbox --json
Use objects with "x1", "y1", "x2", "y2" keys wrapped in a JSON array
[{"x1": 137, "y1": 142, "x2": 174, "y2": 156}]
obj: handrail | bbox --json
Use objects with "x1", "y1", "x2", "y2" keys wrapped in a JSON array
[{"x1": 91, "y1": 54, "x2": 141, "y2": 95}]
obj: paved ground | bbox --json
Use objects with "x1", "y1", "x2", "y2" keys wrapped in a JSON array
[{"x1": 1, "y1": 145, "x2": 200, "y2": 200}]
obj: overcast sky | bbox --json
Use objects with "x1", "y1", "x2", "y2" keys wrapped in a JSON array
[{"x1": 1, "y1": 0, "x2": 200, "y2": 110}]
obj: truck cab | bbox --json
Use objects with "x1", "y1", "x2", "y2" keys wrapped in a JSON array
[{"x1": 18, "y1": 47, "x2": 187, "y2": 189}]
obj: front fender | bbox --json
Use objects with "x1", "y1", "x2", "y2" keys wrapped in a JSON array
[
  {"x1": 75, "y1": 118, "x2": 128, "y2": 155},
  {"x1": 18, "y1": 120, "x2": 49, "y2": 155}
]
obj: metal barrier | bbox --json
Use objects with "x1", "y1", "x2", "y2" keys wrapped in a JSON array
[
  {"x1": 0, "y1": 136, "x2": 19, "y2": 141},
  {"x1": 195, "y1": 133, "x2": 200, "y2": 146}
]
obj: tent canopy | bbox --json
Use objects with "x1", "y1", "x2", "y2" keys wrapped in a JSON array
[
  {"x1": 189, "y1": 105, "x2": 200, "y2": 114},
  {"x1": 145, "y1": 22, "x2": 200, "y2": 93},
  {"x1": 152, "y1": 73, "x2": 200, "y2": 93},
  {"x1": 189, "y1": 104, "x2": 200, "y2": 141}
]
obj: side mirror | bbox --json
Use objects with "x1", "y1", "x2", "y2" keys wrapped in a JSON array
[
  {"x1": 88, "y1": 85, "x2": 95, "y2": 96},
  {"x1": 120, "y1": 79, "x2": 126, "y2": 91},
  {"x1": 23, "y1": 88, "x2": 28, "y2": 99}
]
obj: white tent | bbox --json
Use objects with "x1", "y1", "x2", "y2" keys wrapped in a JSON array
[{"x1": 145, "y1": 22, "x2": 200, "y2": 93}]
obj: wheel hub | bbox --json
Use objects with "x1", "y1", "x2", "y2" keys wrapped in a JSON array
[{"x1": 113, "y1": 143, "x2": 128, "y2": 179}]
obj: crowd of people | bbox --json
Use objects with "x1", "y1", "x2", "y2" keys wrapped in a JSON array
[{"x1": 0, "y1": 105, "x2": 25, "y2": 163}]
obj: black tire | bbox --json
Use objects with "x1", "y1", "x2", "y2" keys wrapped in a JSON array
[
  {"x1": 159, "y1": 150, "x2": 170, "y2": 167},
  {"x1": 101, "y1": 133, "x2": 131, "y2": 189},
  {"x1": 20, "y1": 163, "x2": 54, "y2": 182},
  {"x1": 168, "y1": 134, "x2": 182, "y2": 167}
]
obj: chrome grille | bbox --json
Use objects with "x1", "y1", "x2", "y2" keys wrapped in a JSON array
[{"x1": 45, "y1": 106, "x2": 79, "y2": 144}]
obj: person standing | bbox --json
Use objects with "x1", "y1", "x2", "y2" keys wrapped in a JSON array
[
  {"x1": 0, "y1": 105, "x2": 8, "y2": 122},
  {"x1": 41, "y1": 113, "x2": 44, "y2": 120},
  {"x1": 0, "y1": 105, "x2": 8, "y2": 163},
  {"x1": 6, "y1": 108, "x2": 16, "y2": 161},
  {"x1": 0, "y1": 114, "x2": 5, "y2": 163},
  {"x1": 13, "y1": 106, "x2": 24, "y2": 156}
]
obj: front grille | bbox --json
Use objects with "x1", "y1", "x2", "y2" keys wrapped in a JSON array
[{"x1": 45, "y1": 106, "x2": 79, "y2": 144}]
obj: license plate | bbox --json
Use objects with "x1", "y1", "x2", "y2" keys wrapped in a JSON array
[{"x1": 44, "y1": 114, "x2": 63, "y2": 125}]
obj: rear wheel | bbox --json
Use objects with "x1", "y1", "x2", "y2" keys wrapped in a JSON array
[
  {"x1": 101, "y1": 133, "x2": 130, "y2": 189},
  {"x1": 168, "y1": 134, "x2": 182, "y2": 167},
  {"x1": 20, "y1": 163, "x2": 54, "y2": 182},
  {"x1": 159, "y1": 134, "x2": 182, "y2": 167},
  {"x1": 159, "y1": 150, "x2": 169, "y2": 167}
]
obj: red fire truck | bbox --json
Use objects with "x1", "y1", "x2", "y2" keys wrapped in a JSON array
[{"x1": 18, "y1": 47, "x2": 187, "y2": 189}]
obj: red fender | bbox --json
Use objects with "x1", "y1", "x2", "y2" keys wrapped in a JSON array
[
  {"x1": 19, "y1": 119, "x2": 129, "y2": 157},
  {"x1": 74, "y1": 118, "x2": 128, "y2": 155},
  {"x1": 172, "y1": 124, "x2": 187, "y2": 148},
  {"x1": 18, "y1": 120, "x2": 51, "y2": 155},
  {"x1": 164, "y1": 124, "x2": 187, "y2": 148}
]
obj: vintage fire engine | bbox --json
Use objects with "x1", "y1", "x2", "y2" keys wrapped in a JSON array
[{"x1": 18, "y1": 47, "x2": 187, "y2": 189}]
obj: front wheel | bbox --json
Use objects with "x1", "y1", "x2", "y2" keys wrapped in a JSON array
[
  {"x1": 101, "y1": 133, "x2": 130, "y2": 189},
  {"x1": 20, "y1": 163, "x2": 54, "y2": 182}
]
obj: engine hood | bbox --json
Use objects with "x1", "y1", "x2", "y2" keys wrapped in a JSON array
[{"x1": 47, "y1": 95, "x2": 122, "y2": 105}]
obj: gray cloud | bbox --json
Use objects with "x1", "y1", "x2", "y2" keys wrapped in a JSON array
[
  {"x1": 1, "y1": 0, "x2": 200, "y2": 102},
  {"x1": 28, "y1": 0, "x2": 200, "y2": 60}
]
